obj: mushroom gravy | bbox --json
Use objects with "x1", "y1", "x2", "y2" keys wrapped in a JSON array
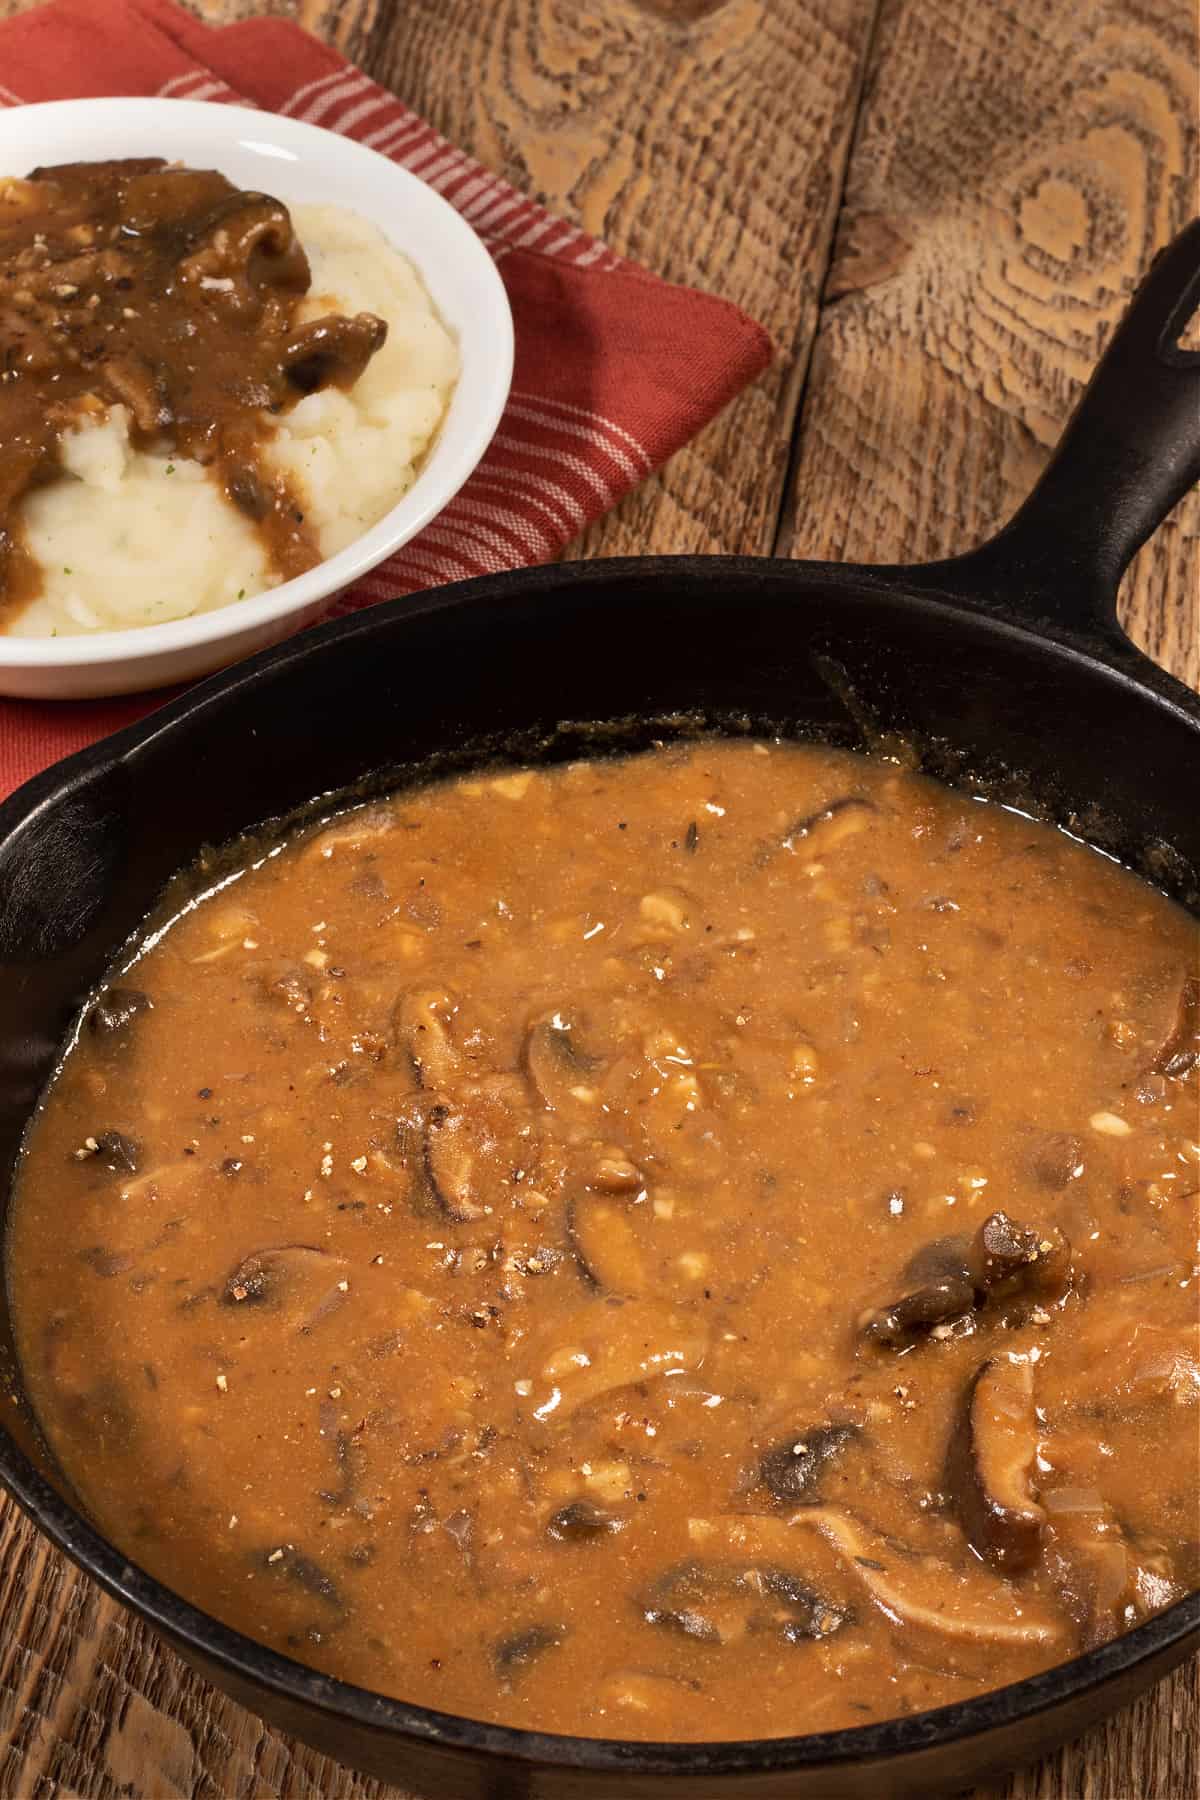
[
  {"x1": 0, "y1": 158, "x2": 386, "y2": 618},
  {"x1": 8, "y1": 740, "x2": 1199, "y2": 1741}
]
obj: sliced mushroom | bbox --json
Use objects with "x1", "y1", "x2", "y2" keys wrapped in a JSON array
[
  {"x1": 758, "y1": 1424, "x2": 860, "y2": 1506},
  {"x1": 283, "y1": 312, "x2": 388, "y2": 393},
  {"x1": 423, "y1": 1099, "x2": 489, "y2": 1222},
  {"x1": 516, "y1": 1301, "x2": 709, "y2": 1420},
  {"x1": 179, "y1": 192, "x2": 310, "y2": 297},
  {"x1": 86, "y1": 987, "x2": 152, "y2": 1045},
  {"x1": 524, "y1": 1011, "x2": 600, "y2": 1116},
  {"x1": 639, "y1": 1559, "x2": 849, "y2": 1648},
  {"x1": 792, "y1": 1508, "x2": 1065, "y2": 1649},
  {"x1": 1148, "y1": 976, "x2": 1200, "y2": 1080},
  {"x1": 102, "y1": 352, "x2": 169, "y2": 433},
  {"x1": 946, "y1": 1357, "x2": 1045, "y2": 1574},
  {"x1": 394, "y1": 988, "x2": 461, "y2": 1088},
  {"x1": 220, "y1": 1244, "x2": 347, "y2": 1331},
  {"x1": 565, "y1": 1193, "x2": 646, "y2": 1294},
  {"x1": 491, "y1": 1622, "x2": 568, "y2": 1680}
]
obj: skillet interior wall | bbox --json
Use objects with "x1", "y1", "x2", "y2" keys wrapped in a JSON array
[{"x1": 1, "y1": 557, "x2": 1198, "y2": 1492}]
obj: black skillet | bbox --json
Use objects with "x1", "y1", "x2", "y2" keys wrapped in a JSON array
[{"x1": 0, "y1": 221, "x2": 1198, "y2": 1800}]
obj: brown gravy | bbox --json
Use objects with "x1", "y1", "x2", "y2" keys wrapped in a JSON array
[
  {"x1": 8, "y1": 741, "x2": 1199, "y2": 1741},
  {"x1": 0, "y1": 158, "x2": 385, "y2": 617}
]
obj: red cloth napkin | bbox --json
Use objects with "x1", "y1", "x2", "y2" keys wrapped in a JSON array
[{"x1": 0, "y1": 0, "x2": 771, "y2": 800}]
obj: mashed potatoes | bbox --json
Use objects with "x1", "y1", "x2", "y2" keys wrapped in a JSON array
[{"x1": 8, "y1": 207, "x2": 458, "y2": 638}]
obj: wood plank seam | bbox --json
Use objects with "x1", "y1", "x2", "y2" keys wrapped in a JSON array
[{"x1": 769, "y1": 0, "x2": 887, "y2": 557}]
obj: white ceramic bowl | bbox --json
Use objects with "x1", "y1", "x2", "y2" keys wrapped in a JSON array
[{"x1": 0, "y1": 99, "x2": 514, "y2": 699}]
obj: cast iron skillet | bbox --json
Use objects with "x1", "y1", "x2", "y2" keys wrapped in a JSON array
[{"x1": 0, "y1": 223, "x2": 1198, "y2": 1800}]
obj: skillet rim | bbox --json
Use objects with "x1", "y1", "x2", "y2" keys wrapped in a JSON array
[
  {"x1": 1, "y1": 552, "x2": 1198, "y2": 1779},
  {"x1": 2, "y1": 551, "x2": 1200, "y2": 849}
]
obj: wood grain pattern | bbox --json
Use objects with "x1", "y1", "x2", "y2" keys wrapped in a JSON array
[
  {"x1": 0, "y1": 1, "x2": 1196, "y2": 1797},
  {"x1": 775, "y1": 0, "x2": 1200, "y2": 691}
]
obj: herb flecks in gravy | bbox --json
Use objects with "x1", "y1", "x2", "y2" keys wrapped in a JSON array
[
  {"x1": 9, "y1": 741, "x2": 1199, "y2": 1741},
  {"x1": 0, "y1": 159, "x2": 386, "y2": 615}
]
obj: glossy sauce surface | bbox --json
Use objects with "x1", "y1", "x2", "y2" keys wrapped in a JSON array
[{"x1": 9, "y1": 742, "x2": 1200, "y2": 1740}]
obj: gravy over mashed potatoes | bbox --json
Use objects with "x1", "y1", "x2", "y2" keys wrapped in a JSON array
[{"x1": 0, "y1": 161, "x2": 458, "y2": 637}]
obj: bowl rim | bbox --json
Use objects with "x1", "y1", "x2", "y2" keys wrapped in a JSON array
[
  {"x1": 0, "y1": 96, "x2": 514, "y2": 669},
  {"x1": 1, "y1": 555, "x2": 1197, "y2": 1776}
]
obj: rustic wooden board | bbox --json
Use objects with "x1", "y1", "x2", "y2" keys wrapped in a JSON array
[
  {"x1": 0, "y1": 1, "x2": 1196, "y2": 1797},
  {"x1": 775, "y1": 0, "x2": 1200, "y2": 693}
]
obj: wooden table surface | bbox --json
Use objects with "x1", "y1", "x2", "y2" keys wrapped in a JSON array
[{"x1": 1, "y1": 0, "x2": 1197, "y2": 1795}]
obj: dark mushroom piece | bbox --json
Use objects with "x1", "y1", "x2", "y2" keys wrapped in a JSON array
[
  {"x1": 86, "y1": 987, "x2": 153, "y2": 1045},
  {"x1": 99, "y1": 1130, "x2": 141, "y2": 1175},
  {"x1": 859, "y1": 1274, "x2": 977, "y2": 1350},
  {"x1": 79, "y1": 1246, "x2": 136, "y2": 1278},
  {"x1": 1148, "y1": 976, "x2": 1200, "y2": 1080},
  {"x1": 491, "y1": 1622, "x2": 568, "y2": 1681},
  {"x1": 253, "y1": 1545, "x2": 344, "y2": 1613},
  {"x1": 546, "y1": 1499, "x2": 623, "y2": 1543},
  {"x1": 1026, "y1": 1132, "x2": 1085, "y2": 1191},
  {"x1": 220, "y1": 1243, "x2": 346, "y2": 1324},
  {"x1": 225, "y1": 465, "x2": 273, "y2": 520},
  {"x1": 758, "y1": 1423, "x2": 860, "y2": 1507},
  {"x1": 75, "y1": 1130, "x2": 142, "y2": 1176},
  {"x1": 903, "y1": 1234, "x2": 973, "y2": 1285},
  {"x1": 60, "y1": 1378, "x2": 139, "y2": 1455},
  {"x1": 945, "y1": 1356, "x2": 1045, "y2": 1574},
  {"x1": 639, "y1": 1560, "x2": 850, "y2": 1648},
  {"x1": 860, "y1": 1211, "x2": 1073, "y2": 1350},
  {"x1": 967, "y1": 1210, "x2": 1073, "y2": 1305}
]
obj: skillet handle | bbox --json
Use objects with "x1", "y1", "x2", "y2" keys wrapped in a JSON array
[{"x1": 905, "y1": 218, "x2": 1200, "y2": 643}]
